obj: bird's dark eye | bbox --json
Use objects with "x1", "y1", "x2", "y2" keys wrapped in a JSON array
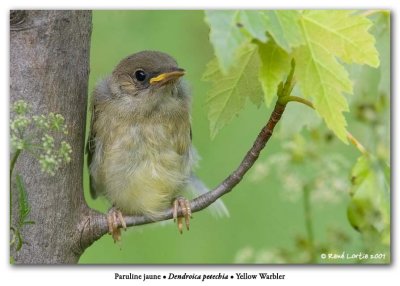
[{"x1": 134, "y1": 70, "x2": 147, "y2": 81}]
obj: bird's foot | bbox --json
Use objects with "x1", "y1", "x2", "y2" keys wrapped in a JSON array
[
  {"x1": 107, "y1": 207, "x2": 127, "y2": 242},
  {"x1": 172, "y1": 197, "x2": 192, "y2": 234}
]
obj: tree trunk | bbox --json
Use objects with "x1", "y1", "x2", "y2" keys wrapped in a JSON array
[{"x1": 10, "y1": 10, "x2": 92, "y2": 264}]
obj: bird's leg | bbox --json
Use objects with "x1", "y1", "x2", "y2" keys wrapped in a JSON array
[
  {"x1": 107, "y1": 206, "x2": 127, "y2": 242},
  {"x1": 172, "y1": 197, "x2": 192, "y2": 234}
]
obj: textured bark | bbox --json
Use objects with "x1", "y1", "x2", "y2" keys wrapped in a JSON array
[{"x1": 10, "y1": 10, "x2": 92, "y2": 264}]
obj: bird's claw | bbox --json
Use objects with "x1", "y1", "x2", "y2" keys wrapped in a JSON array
[
  {"x1": 107, "y1": 207, "x2": 127, "y2": 242},
  {"x1": 173, "y1": 197, "x2": 191, "y2": 234}
]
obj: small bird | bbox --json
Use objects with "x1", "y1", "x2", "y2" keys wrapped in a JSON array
[{"x1": 87, "y1": 51, "x2": 226, "y2": 241}]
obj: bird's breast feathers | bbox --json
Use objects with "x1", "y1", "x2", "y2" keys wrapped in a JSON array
[{"x1": 91, "y1": 110, "x2": 193, "y2": 218}]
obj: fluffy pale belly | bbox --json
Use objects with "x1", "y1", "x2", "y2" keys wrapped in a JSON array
[{"x1": 99, "y1": 126, "x2": 192, "y2": 218}]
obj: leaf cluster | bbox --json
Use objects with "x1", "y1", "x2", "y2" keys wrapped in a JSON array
[{"x1": 204, "y1": 10, "x2": 381, "y2": 142}]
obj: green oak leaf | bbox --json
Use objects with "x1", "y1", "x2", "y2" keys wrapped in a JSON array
[
  {"x1": 203, "y1": 44, "x2": 263, "y2": 139},
  {"x1": 204, "y1": 11, "x2": 248, "y2": 73}
]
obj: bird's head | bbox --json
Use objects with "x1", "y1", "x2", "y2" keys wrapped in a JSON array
[
  {"x1": 111, "y1": 51, "x2": 185, "y2": 96},
  {"x1": 107, "y1": 51, "x2": 189, "y2": 118}
]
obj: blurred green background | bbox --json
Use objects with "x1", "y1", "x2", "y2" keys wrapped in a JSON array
[{"x1": 79, "y1": 11, "x2": 388, "y2": 264}]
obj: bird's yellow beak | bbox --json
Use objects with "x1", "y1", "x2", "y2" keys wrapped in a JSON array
[{"x1": 150, "y1": 69, "x2": 185, "y2": 85}]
